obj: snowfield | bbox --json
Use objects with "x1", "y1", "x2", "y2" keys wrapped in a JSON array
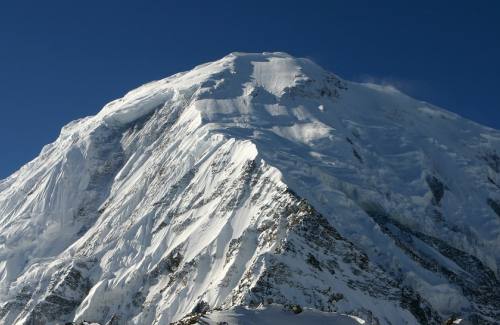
[
  {"x1": 200, "y1": 304, "x2": 366, "y2": 325},
  {"x1": 0, "y1": 52, "x2": 499, "y2": 324}
]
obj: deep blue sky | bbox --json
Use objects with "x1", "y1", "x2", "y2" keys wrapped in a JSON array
[{"x1": 1, "y1": 1, "x2": 499, "y2": 178}]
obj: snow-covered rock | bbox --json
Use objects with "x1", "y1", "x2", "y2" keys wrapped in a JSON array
[{"x1": 1, "y1": 52, "x2": 499, "y2": 324}]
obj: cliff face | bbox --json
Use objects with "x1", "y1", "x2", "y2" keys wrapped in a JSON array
[{"x1": 1, "y1": 52, "x2": 499, "y2": 324}]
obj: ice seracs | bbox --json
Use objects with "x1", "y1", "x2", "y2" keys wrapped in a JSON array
[{"x1": 1, "y1": 52, "x2": 500, "y2": 325}]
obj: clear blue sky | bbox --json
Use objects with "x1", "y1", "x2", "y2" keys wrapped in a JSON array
[{"x1": 1, "y1": 0, "x2": 499, "y2": 178}]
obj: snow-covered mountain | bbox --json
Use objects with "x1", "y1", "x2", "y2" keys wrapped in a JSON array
[{"x1": 1, "y1": 52, "x2": 499, "y2": 325}]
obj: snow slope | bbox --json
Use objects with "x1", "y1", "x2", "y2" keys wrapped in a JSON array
[
  {"x1": 199, "y1": 304, "x2": 366, "y2": 325},
  {"x1": 1, "y1": 52, "x2": 499, "y2": 325}
]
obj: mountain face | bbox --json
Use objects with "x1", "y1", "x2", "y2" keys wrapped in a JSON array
[{"x1": 0, "y1": 52, "x2": 499, "y2": 325}]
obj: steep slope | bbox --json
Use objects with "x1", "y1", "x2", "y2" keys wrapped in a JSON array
[{"x1": 0, "y1": 52, "x2": 499, "y2": 325}]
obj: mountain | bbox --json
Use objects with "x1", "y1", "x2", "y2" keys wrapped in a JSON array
[{"x1": 1, "y1": 52, "x2": 499, "y2": 325}]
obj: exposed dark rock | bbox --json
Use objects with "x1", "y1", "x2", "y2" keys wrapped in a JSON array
[
  {"x1": 443, "y1": 314, "x2": 459, "y2": 325},
  {"x1": 282, "y1": 74, "x2": 346, "y2": 100},
  {"x1": 285, "y1": 304, "x2": 303, "y2": 314},
  {"x1": 353, "y1": 148, "x2": 363, "y2": 163},
  {"x1": 169, "y1": 313, "x2": 203, "y2": 325},
  {"x1": 306, "y1": 253, "x2": 322, "y2": 271},
  {"x1": 426, "y1": 175, "x2": 446, "y2": 205},
  {"x1": 170, "y1": 300, "x2": 211, "y2": 325},
  {"x1": 487, "y1": 198, "x2": 500, "y2": 218},
  {"x1": 21, "y1": 262, "x2": 94, "y2": 325},
  {"x1": 192, "y1": 300, "x2": 210, "y2": 314},
  {"x1": 400, "y1": 286, "x2": 441, "y2": 325},
  {"x1": 132, "y1": 291, "x2": 146, "y2": 308},
  {"x1": 149, "y1": 250, "x2": 183, "y2": 282}
]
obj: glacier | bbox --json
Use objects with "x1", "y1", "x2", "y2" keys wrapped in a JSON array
[{"x1": 0, "y1": 52, "x2": 499, "y2": 324}]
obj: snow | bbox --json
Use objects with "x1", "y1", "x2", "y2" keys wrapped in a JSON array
[
  {"x1": 250, "y1": 55, "x2": 302, "y2": 96},
  {"x1": 202, "y1": 305, "x2": 365, "y2": 325},
  {"x1": 271, "y1": 121, "x2": 333, "y2": 145},
  {"x1": 1, "y1": 52, "x2": 500, "y2": 324}
]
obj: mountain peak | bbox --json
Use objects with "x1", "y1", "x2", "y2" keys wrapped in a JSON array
[
  {"x1": 2, "y1": 53, "x2": 500, "y2": 325},
  {"x1": 96, "y1": 52, "x2": 338, "y2": 127},
  {"x1": 225, "y1": 51, "x2": 294, "y2": 58}
]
